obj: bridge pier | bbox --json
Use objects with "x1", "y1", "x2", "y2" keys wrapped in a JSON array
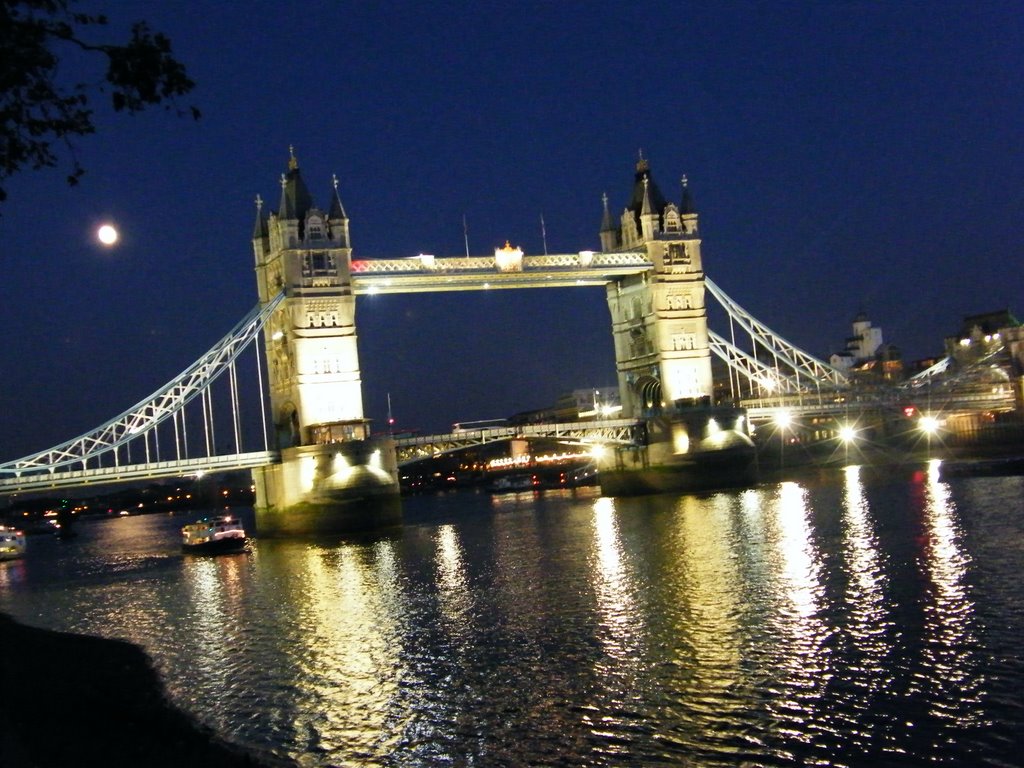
[
  {"x1": 252, "y1": 436, "x2": 401, "y2": 536},
  {"x1": 598, "y1": 404, "x2": 757, "y2": 496}
]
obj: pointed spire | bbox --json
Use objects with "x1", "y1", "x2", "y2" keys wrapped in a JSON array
[
  {"x1": 278, "y1": 173, "x2": 291, "y2": 218},
  {"x1": 680, "y1": 174, "x2": 696, "y2": 214},
  {"x1": 600, "y1": 191, "x2": 615, "y2": 233},
  {"x1": 328, "y1": 173, "x2": 347, "y2": 220},
  {"x1": 640, "y1": 175, "x2": 654, "y2": 216},
  {"x1": 636, "y1": 148, "x2": 649, "y2": 173},
  {"x1": 252, "y1": 193, "x2": 268, "y2": 240},
  {"x1": 278, "y1": 147, "x2": 314, "y2": 221},
  {"x1": 628, "y1": 154, "x2": 666, "y2": 218}
]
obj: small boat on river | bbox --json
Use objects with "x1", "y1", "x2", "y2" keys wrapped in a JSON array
[
  {"x1": 0, "y1": 526, "x2": 26, "y2": 561},
  {"x1": 181, "y1": 515, "x2": 248, "y2": 554},
  {"x1": 488, "y1": 474, "x2": 537, "y2": 493}
]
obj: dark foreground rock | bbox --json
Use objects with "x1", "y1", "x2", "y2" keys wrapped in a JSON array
[{"x1": 0, "y1": 614, "x2": 293, "y2": 767}]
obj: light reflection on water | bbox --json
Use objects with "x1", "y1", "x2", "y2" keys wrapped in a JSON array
[
  {"x1": 916, "y1": 461, "x2": 983, "y2": 727},
  {"x1": 1, "y1": 471, "x2": 1022, "y2": 766}
]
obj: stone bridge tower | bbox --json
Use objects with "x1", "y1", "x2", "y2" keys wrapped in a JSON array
[
  {"x1": 250, "y1": 150, "x2": 399, "y2": 535},
  {"x1": 601, "y1": 157, "x2": 713, "y2": 418}
]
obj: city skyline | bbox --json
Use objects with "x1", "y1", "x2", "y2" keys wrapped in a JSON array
[{"x1": 2, "y1": 1, "x2": 1021, "y2": 460}]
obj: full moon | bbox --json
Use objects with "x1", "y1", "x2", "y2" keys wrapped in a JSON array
[{"x1": 97, "y1": 224, "x2": 119, "y2": 246}]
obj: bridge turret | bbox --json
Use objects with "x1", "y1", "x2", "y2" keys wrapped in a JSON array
[
  {"x1": 252, "y1": 194, "x2": 273, "y2": 302},
  {"x1": 252, "y1": 194, "x2": 269, "y2": 260},
  {"x1": 680, "y1": 175, "x2": 698, "y2": 235},
  {"x1": 639, "y1": 175, "x2": 658, "y2": 241},
  {"x1": 275, "y1": 148, "x2": 314, "y2": 248},
  {"x1": 328, "y1": 174, "x2": 351, "y2": 249},
  {"x1": 599, "y1": 192, "x2": 617, "y2": 252},
  {"x1": 604, "y1": 155, "x2": 713, "y2": 417}
]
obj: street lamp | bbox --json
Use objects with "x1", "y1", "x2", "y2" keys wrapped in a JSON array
[
  {"x1": 839, "y1": 424, "x2": 856, "y2": 465},
  {"x1": 920, "y1": 415, "x2": 939, "y2": 457},
  {"x1": 775, "y1": 409, "x2": 792, "y2": 469}
]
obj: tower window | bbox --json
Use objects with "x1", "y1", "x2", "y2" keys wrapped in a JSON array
[
  {"x1": 306, "y1": 215, "x2": 325, "y2": 240},
  {"x1": 302, "y1": 251, "x2": 335, "y2": 278},
  {"x1": 666, "y1": 243, "x2": 691, "y2": 266}
]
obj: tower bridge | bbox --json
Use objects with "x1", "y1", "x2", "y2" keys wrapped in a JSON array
[{"x1": 2, "y1": 152, "x2": 1019, "y2": 530}]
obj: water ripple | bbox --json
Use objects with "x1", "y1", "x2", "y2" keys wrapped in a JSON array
[{"x1": 2, "y1": 474, "x2": 1022, "y2": 765}]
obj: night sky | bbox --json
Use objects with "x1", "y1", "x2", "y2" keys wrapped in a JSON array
[{"x1": 2, "y1": 1, "x2": 1021, "y2": 462}]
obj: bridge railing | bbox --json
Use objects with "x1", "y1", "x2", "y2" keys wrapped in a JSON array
[
  {"x1": 394, "y1": 419, "x2": 643, "y2": 465},
  {"x1": 350, "y1": 252, "x2": 651, "y2": 274},
  {"x1": 0, "y1": 451, "x2": 280, "y2": 494}
]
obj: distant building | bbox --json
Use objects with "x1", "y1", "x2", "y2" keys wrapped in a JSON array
[
  {"x1": 830, "y1": 312, "x2": 884, "y2": 371},
  {"x1": 560, "y1": 388, "x2": 621, "y2": 420},
  {"x1": 945, "y1": 308, "x2": 1021, "y2": 376},
  {"x1": 947, "y1": 309, "x2": 1020, "y2": 350},
  {"x1": 830, "y1": 312, "x2": 902, "y2": 382},
  {"x1": 508, "y1": 387, "x2": 621, "y2": 424}
]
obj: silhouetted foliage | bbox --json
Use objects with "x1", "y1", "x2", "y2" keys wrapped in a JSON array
[{"x1": 0, "y1": 0, "x2": 199, "y2": 205}]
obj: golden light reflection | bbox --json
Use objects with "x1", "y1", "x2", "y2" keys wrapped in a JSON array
[
  {"x1": 674, "y1": 493, "x2": 743, "y2": 701},
  {"x1": 917, "y1": 460, "x2": 982, "y2": 723},
  {"x1": 840, "y1": 466, "x2": 891, "y2": 681},
  {"x1": 435, "y1": 524, "x2": 472, "y2": 630},
  {"x1": 0, "y1": 559, "x2": 26, "y2": 588},
  {"x1": 289, "y1": 542, "x2": 402, "y2": 757},
  {"x1": 766, "y1": 481, "x2": 831, "y2": 702},
  {"x1": 776, "y1": 482, "x2": 824, "y2": 621},
  {"x1": 182, "y1": 555, "x2": 246, "y2": 693},
  {"x1": 591, "y1": 497, "x2": 641, "y2": 663}
]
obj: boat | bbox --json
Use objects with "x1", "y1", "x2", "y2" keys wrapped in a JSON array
[
  {"x1": 0, "y1": 526, "x2": 26, "y2": 561},
  {"x1": 488, "y1": 474, "x2": 537, "y2": 493},
  {"x1": 181, "y1": 515, "x2": 248, "y2": 554}
]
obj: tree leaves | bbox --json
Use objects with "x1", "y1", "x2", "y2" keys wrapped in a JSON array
[{"x1": 0, "y1": 0, "x2": 199, "y2": 207}]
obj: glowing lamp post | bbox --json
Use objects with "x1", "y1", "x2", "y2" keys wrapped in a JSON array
[
  {"x1": 775, "y1": 409, "x2": 792, "y2": 469},
  {"x1": 839, "y1": 424, "x2": 856, "y2": 465},
  {"x1": 919, "y1": 415, "x2": 939, "y2": 457}
]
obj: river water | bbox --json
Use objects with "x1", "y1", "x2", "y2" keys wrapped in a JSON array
[{"x1": 2, "y1": 461, "x2": 1023, "y2": 767}]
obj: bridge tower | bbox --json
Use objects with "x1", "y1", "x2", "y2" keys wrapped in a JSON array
[
  {"x1": 598, "y1": 157, "x2": 754, "y2": 495},
  {"x1": 601, "y1": 157, "x2": 713, "y2": 417},
  {"x1": 250, "y1": 150, "x2": 399, "y2": 535}
]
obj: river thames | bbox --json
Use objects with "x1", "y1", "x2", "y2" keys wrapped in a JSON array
[{"x1": 2, "y1": 461, "x2": 1023, "y2": 766}]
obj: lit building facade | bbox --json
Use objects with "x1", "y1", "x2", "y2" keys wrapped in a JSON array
[
  {"x1": 601, "y1": 157, "x2": 713, "y2": 417},
  {"x1": 250, "y1": 151, "x2": 399, "y2": 535}
]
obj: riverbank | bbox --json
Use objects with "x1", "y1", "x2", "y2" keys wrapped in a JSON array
[{"x1": 0, "y1": 613, "x2": 291, "y2": 767}]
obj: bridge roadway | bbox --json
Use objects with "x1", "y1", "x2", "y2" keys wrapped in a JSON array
[
  {"x1": 393, "y1": 419, "x2": 643, "y2": 465},
  {"x1": 0, "y1": 451, "x2": 279, "y2": 495},
  {"x1": 0, "y1": 420, "x2": 641, "y2": 495},
  {"x1": 4, "y1": 386, "x2": 1012, "y2": 495},
  {"x1": 742, "y1": 387, "x2": 1017, "y2": 424},
  {"x1": 349, "y1": 251, "x2": 652, "y2": 293}
]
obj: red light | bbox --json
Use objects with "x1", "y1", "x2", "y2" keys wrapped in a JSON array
[{"x1": 903, "y1": 406, "x2": 917, "y2": 418}]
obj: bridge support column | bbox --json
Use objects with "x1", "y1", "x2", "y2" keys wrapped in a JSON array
[
  {"x1": 253, "y1": 436, "x2": 400, "y2": 536},
  {"x1": 251, "y1": 152, "x2": 401, "y2": 535},
  {"x1": 599, "y1": 160, "x2": 756, "y2": 495},
  {"x1": 598, "y1": 406, "x2": 756, "y2": 496}
]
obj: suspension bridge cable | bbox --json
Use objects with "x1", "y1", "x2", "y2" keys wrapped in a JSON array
[{"x1": 1, "y1": 293, "x2": 284, "y2": 477}]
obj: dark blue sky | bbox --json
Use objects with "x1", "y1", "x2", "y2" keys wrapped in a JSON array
[{"x1": 2, "y1": 1, "x2": 1021, "y2": 460}]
